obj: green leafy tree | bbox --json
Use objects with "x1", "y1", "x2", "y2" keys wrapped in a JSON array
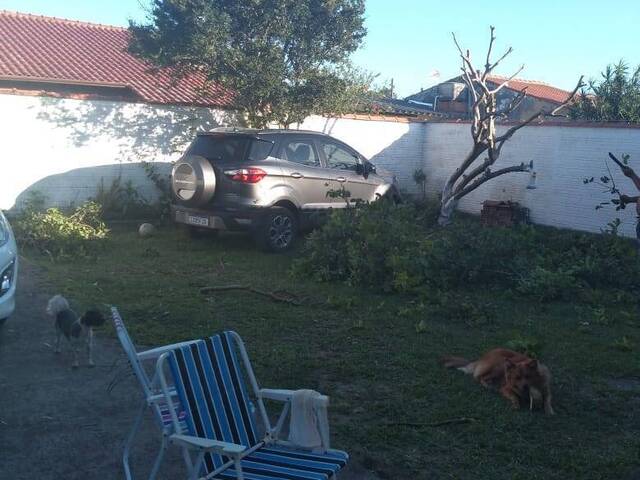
[
  {"x1": 570, "y1": 61, "x2": 640, "y2": 123},
  {"x1": 129, "y1": 0, "x2": 367, "y2": 128}
]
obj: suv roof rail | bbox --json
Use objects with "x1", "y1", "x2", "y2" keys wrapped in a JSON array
[{"x1": 198, "y1": 127, "x2": 330, "y2": 136}]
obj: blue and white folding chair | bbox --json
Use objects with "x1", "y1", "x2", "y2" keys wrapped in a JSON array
[
  {"x1": 156, "y1": 331, "x2": 349, "y2": 480},
  {"x1": 112, "y1": 307, "x2": 199, "y2": 480}
]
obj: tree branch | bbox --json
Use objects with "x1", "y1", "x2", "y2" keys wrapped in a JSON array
[
  {"x1": 495, "y1": 110, "x2": 541, "y2": 149},
  {"x1": 446, "y1": 143, "x2": 488, "y2": 189},
  {"x1": 454, "y1": 163, "x2": 530, "y2": 200},
  {"x1": 487, "y1": 46, "x2": 514, "y2": 74},
  {"x1": 495, "y1": 76, "x2": 585, "y2": 151},
  {"x1": 609, "y1": 152, "x2": 640, "y2": 191},
  {"x1": 384, "y1": 417, "x2": 478, "y2": 428},
  {"x1": 482, "y1": 26, "x2": 496, "y2": 80},
  {"x1": 614, "y1": 195, "x2": 640, "y2": 206},
  {"x1": 498, "y1": 87, "x2": 528, "y2": 118},
  {"x1": 452, "y1": 32, "x2": 476, "y2": 76},
  {"x1": 550, "y1": 75, "x2": 585, "y2": 116},
  {"x1": 200, "y1": 285, "x2": 305, "y2": 306},
  {"x1": 490, "y1": 64, "x2": 525, "y2": 95},
  {"x1": 439, "y1": 27, "x2": 576, "y2": 225},
  {"x1": 454, "y1": 157, "x2": 493, "y2": 193}
]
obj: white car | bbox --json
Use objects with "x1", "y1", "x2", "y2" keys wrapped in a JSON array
[{"x1": 0, "y1": 210, "x2": 18, "y2": 325}]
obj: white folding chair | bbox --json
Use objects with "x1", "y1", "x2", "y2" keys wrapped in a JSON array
[{"x1": 112, "y1": 306, "x2": 199, "y2": 480}]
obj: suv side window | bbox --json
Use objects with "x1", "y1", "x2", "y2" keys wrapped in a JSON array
[
  {"x1": 322, "y1": 142, "x2": 359, "y2": 171},
  {"x1": 281, "y1": 139, "x2": 320, "y2": 167},
  {"x1": 248, "y1": 138, "x2": 275, "y2": 161}
]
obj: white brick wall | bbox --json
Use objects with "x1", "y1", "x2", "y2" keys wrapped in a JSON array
[
  {"x1": 301, "y1": 117, "x2": 640, "y2": 236},
  {"x1": 0, "y1": 94, "x2": 230, "y2": 210},
  {"x1": 296, "y1": 115, "x2": 424, "y2": 192},
  {"x1": 3, "y1": 93, "x2": 640, "y2": 237},
  {"x1": 422, "y1": 123, "x2": 640, "y2": 237}
]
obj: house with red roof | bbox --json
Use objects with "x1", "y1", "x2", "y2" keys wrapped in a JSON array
[
  {"x1": 0, "y1": 10, "x2": 233, "y2": 108},
  {"x1": 405, "y1": 75, "x2": 573, "y2": 121},
  {"x1": 0, "y1": 10, "x2": 242, "y2": 210}
]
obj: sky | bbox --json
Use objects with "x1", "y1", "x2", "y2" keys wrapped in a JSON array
[{"x1": 1, "y1": 0, "x2": 639, "y2": 97}]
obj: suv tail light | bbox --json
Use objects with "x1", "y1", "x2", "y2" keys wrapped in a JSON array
[{"x1": 224, "y1": 168, "x2": 267, "y2": 183}]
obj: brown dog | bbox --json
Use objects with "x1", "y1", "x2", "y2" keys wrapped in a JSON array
[{"x1": 442, "y1": 348, "x2": 554, "y2": 415}]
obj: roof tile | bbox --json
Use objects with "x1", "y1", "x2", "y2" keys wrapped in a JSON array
[
  {"x1": 486, "y1": 75, "x2": 571, "y2": 104},
  {"x1": 0, "y1": 10, "x2": 233, "y2": 107}
]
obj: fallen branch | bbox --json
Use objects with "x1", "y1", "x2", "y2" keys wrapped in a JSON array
[
  {"x1": 200, "y1": 285, "x2": 304, "y2": 306},
  {"x1": 383, "y1": 417, "x2": 478, "y2": 428}
]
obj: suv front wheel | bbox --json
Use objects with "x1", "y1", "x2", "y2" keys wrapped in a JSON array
[{"x1": 254, "y1": 207, "x2": 298, "y2": 253}]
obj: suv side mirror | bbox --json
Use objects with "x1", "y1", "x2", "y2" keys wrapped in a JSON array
[{"x1": 362, "y1": 161, "x2": 376, "y2": 178}]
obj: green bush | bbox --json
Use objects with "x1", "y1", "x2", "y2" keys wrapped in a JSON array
[
  {"x1": 93, "y1": 176, "x2": 160, "y2": 220},
  {"x1": 293, "y1": 201, "x2": 640, "y2": 297},
  {"x1": 516, "y1": 266, "x2": 580, "y2": 302},
  {"x1": 142, "y1": 161, "x2": 173, "y2": 221},
  {"x1": 418, "y1": 222, "x2": 539, "y2": 287},
  {"x1": 16, "y1": 201, "x2": 109, "y2": 259},
  {"x1": 292, "y1": 200, "x2": 428, "y2": 292}
]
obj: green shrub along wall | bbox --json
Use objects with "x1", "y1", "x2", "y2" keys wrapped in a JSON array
[{"x1": 293, "y1": 201, "x2": 640, "y2": 300}]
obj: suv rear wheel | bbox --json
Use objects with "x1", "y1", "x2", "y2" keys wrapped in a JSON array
[{"x1": 254, "y1": 207, "x2": 298, "y2": 253}]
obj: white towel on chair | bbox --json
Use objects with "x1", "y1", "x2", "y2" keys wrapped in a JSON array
[{"x1": 288, "y1": 389, "x2": 330, "y2": 452}]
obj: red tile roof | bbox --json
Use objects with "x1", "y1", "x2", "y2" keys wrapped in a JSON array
[
  {"x1": 486, "y1": 75, "x2": 571, "y2": 104},
  {"x1": 0, "y1": 10, "x2": 234, "y2": 107}
]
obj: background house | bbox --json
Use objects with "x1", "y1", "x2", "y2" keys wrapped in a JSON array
[
  {"x1": 405, "y1": 76, "x2": 573, "y2": 121},
  {"x1": 368, "y1": 97, "x2": 448, "y2": 118}
]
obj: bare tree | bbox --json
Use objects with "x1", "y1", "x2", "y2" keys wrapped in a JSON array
[{"x1": 438, "y1": 26, "x2": 584, "y2": 226}]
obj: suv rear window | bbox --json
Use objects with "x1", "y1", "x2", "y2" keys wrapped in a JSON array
[{"x1": 187, "y1": 135, "x2": 274, "y2": 163}]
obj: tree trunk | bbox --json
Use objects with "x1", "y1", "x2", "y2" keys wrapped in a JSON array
[
  {"x1": 436, "y1": 28, "x2": 583, "y2": 227},
  {"x1": 438, "y1": 196, "x2": 458, "y2": 226}
]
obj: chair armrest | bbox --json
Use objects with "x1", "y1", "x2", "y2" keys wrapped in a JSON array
[
  {"x1": 259, "y1": 388, "x2": 294, "y2": 402},
  {"x1": 259, "y1": 389, "x2": 329, "y2": 406},
  {"x1": 137, "y1": 340, "x2": 200, "y2": 361},
  {"x1": 170, "y1": 434, "x2": 246, "y2": 455},
  {"x1": 147, "y1": 390, "x2": 179, "y2": 404}
]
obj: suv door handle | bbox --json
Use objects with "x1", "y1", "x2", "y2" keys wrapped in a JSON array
[
  {"x1": 290, "y1": 172, "x2": 303, "y2": 179},
  {"x1": 336, "y1": 176, "x2": 346, "y2": 183}
]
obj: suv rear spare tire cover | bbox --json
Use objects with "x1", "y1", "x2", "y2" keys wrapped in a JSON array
[{"x1": 171, "y1": 155, "x2": 216, "y2": 206}]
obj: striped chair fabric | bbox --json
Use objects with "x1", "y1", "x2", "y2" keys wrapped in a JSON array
[
  {"x1": 158, "y1": 402, "x2": 188, "y2": 430},
  {"x1": 169, "y1": 332, "x2": 348, "y2": 480}
]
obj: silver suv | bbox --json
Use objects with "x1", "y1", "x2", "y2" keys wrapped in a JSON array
[{"x1": 170, "y1": 128, "x2": 399, "y2": 251}]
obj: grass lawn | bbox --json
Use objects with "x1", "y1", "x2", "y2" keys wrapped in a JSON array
[{"x1": 27, "y1": 224, "x2": 640, "y2": 479}]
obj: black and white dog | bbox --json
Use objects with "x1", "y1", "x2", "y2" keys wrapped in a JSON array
[{"x1": 46, "y1": 295, "x2": 105, "y2": 368}]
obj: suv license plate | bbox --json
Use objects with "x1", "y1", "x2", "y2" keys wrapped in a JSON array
[{"x1": 187, "y1": 215, "x2": 209, "y2": 227}]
